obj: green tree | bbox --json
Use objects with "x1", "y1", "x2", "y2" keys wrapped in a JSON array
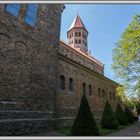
[
  {"x1": 116, "y1": 86, "x2": 127, "y2": 103},
  {"x1": 71, "y1": 94, "x2": 99, "y2": 136},
  {"x1": 112, "y1": 15, "x2": 140, "y2": 98},
  {"x1": 125, "y1": 106, "x2": 135, "y2": 123},
  {"x1": 115, "y1": 104, "x2": 128, "y2": 125},
  {"x1": 101, "y1": 101, "x2": 119, "y2": 129}
]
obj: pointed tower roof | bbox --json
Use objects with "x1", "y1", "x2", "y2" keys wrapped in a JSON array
[{"x1": 68, "y1": 14, "x2": 87, "y2": 32}]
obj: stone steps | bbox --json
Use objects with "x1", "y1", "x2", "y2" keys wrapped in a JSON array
[
  {"x1": 0, "y1": 110, "x2": 55, "y2": 135},
  {"x1": 0, "y1": 118, "x2": 54, "y2": 136},
  {"x1": 0, "y1": 110, "x2": 51, "y2": 119}
]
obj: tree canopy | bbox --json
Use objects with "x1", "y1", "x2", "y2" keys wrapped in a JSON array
[{"x1": 112, "y1": 15, "x2": 140, "y2": 98}]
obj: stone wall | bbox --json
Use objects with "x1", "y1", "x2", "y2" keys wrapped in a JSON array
[
  {"x1": 0, "y1": 4, "x2": 64, "y2": 135},
  {"x1": 59, "y1": 41, "x2": 104, "y2": 75},
  {"x1": 56, "y1": 53, "x2": 120, "y2": 127},
  {"x1": 0, "y1": 4, "x2": 63, "y2": 113}
]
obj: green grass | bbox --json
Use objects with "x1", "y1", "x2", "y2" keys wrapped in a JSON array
[
  {"x1": 56, "y1": 122, "x2": 134, "y2": 136},
  {"x1": 97, "y1": 123, "x2": 126, "y2": 136}
]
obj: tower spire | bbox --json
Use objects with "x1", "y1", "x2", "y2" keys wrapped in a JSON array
[{"x1": 67, "y1": 14, "x2": 88, "y2": 54}]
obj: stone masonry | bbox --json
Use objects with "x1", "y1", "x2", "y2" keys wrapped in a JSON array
[
  {"x1": 0, "y1": 4, "x2": 64, "y2": 135},
  {"x1": 0, "y1": 4, "x2": 123, "y2": 135}
]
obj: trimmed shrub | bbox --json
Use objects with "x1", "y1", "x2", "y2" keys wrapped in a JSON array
[
  {"x1": 125, "y1": 106, "x2": 135, "y2": 123},
  {"x1": 71, "y1": 94, "x2": 99, "y2": 136},
  {"x1": 101, "y1": 101, "x2": 119, "y2": 129},
  {"x1": 115, "y1": 104, "x2": 128, "y2": 125}
]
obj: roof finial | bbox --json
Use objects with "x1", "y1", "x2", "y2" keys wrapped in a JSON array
[{"x1": 77, "y1": 11, "x2": 78, "y2": 17}]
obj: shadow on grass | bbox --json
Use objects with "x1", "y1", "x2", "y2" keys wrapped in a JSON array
[{"x1": 56, "y1": 122, "x2": 136, "y2": 136}]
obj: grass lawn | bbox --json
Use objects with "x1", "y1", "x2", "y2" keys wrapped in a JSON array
[{"x1": 56, "y1": 122, "x2": 134, "y2": 136}]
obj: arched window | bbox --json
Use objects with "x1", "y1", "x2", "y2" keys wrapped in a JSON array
[
  {"x1": 69, "y1": 78, "x2": 74, "y2": 92},
  {"x1": 88, "y1": 85, "x2": 92, "y2": 96},
  {"x1": 79, "y1": 32, "x2": 81, "y2": 37},
  {"x1": 98, "y1": 88, "x2": 101, "y2": 97},
  {"x1": 85, "y1": 42, "x2": 87, "y2": 47},
  {"x1": 25, "y1": 4, "x2": 38, "y2": 26},
  {"x1": 75, "y1": 39, "x2": 77, "y2": 44},
  {"x1": 83, "y1": 34, "x2": 86, "y2": 39},
  {"x1": 109, "y1": 92, "x2": 112, "y2": 100},
  {"x1": 75, "y1": 32, "x2": 77, "y2": 37},
  {"x1": 5, "y1": 4, "x2": 21, "y2": 17},
  {"x1": 79, "y1": 40, "x2": 81, "y2": 44},
  {"x1": 59, "y1": 75, "x2": 65, "y2": 90},
  {"x1": 113, "y1": 93, "x2": 115, "y2": 100},
  {"x1": 83, "y1": 83, "x2": 86, "y2": 95},
  {"x1": 102, "y1": 89, "x2": 105, "y2": 98}
]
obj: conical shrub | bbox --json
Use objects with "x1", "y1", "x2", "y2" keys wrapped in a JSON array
[
  {"x1": 125, "y1": 106, "x2": 135, "y2": 123},
  {"x1": 101, "y1": 101, "x2": 119, "y2": 129},
  {"x1": 115, "y1": 104, "x2": 128, "y2": 125},
  {"x1": 71, "y1": 94, "x2": 99, "y2": 136}
]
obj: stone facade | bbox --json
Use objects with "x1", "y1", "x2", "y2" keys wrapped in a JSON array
[
  {"x1": 55, "y1": 15, "x2": 122, "y2": 127},
  {"x1": 56, "y1": 42, "x2": 120, "y2": 124},
  {"x1": 0, "y1": 4, "x2": 122, "y2": 135},
  {"x1": 0, "y1": 4, "x2": 64, "y2": 135}
]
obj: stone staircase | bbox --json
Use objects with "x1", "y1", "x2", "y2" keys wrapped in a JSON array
[{"x1": 0, "y1": 110, "x2": 54, "y2": 136}]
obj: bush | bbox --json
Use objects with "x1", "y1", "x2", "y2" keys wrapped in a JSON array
[
  {"x1": 101, "y1": 101, "x2": 119, "y2": 129},
  {"x1": 125, "y1": 106, "x2": 135, "y2": 123},
  {"x1": 71, "y1": 94, "x2": 99, "y2": 136},
  {"x1": 115, "y1": 104, "x2": 128, "y2": 125}
]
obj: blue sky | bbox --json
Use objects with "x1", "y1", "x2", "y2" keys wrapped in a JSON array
[{"x1": 60, "y1": 4, "x2": 140, "y2": 82}]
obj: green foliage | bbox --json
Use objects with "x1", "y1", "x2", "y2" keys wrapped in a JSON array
[
  {"x1": 116, "y1": 86, "x2": 127, "y2": 103},
  {"x1": 101, "y1": 101, "x2": 119, "y2": 129},
  {"x1": 115, "y1": 104, "x2": 128, "y2": 125},
  {"x1": 125, "y1": 106, "x2": 135, "y2": 123},
  {"x1": 70, "y1": 94, "x2": 99, "y2": 136},
  {"x1": 112, "y1": 15, "x2": 140, "y2": 97}
]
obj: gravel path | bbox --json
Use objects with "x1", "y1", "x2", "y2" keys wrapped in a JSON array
[
  {"x1": 109, "y1": 122, "x2": 140, "y2": 136},
  {"x1": 26, "y1": 122, "x2": 140, "y2": 136}
]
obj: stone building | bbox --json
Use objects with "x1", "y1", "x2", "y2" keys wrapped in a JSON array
[
  {"x1": 0, "y1": 4, "x2": 121, "y2": 135},
  {"x1": 56, "y1": 14, "x2": 121, "y2": 127}
]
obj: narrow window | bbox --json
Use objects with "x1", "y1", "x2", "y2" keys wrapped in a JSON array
[
  {"x1": 79, "y1": 40, "x2": 81, "y2": 44},
  {"x1": 59, "y1": 75, "x2": 65, "y2": 90},
  {"x1": 113, "y1": 93, "x2": 115, "y2": 100},
  {"x1": 84, "y1": 34, "x2": 86, "y2": 39},
  {"x1": 69, "y1": 78, "x2": 74, "y2": 92},
  {"x1": 109, "y1": 92, "x2": 112, "y2": 100},
  {"x1": 83, "y1": 83, "x2": 86, "y2": 95},
  {"x1": 25, "y1": 4, "x2": 38, "y2": 26},
  {"x1": 75, "y1": 32, "x2": 77, "y2": 37},
  {"x1": 6, "y1": 4, "x2": 21, "y2": 17},
  {"x1": 102, "y1": 89, "x2": 105, "y2": 98},
  {"x1": 75, "y1": 39, "x2": 77, "y2": 44},
  {"x1": 85, "y1": 42, "x2": 87, "y2": 47},
  {"x1": 88, "y1": 85, "x2": 92, "y2": 96},
  {"x1": 79, "y1": 32, "x2": 81, "y2": 37},
  {"x1": 98, "y1": 88, "x2": 101, "y2": 97}
]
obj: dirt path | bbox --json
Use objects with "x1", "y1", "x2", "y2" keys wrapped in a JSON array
[{"x1": 109, "y1": 122, "x2": 140, "y2": 136}]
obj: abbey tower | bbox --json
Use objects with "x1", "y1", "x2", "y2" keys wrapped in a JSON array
[{"x1": 67, "y1": 14, "x2": 88, "y2": 54}]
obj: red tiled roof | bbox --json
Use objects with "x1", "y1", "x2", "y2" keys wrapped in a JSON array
[{"x1": 68, "y1": 14, "x2": 87, "y2": 31}]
